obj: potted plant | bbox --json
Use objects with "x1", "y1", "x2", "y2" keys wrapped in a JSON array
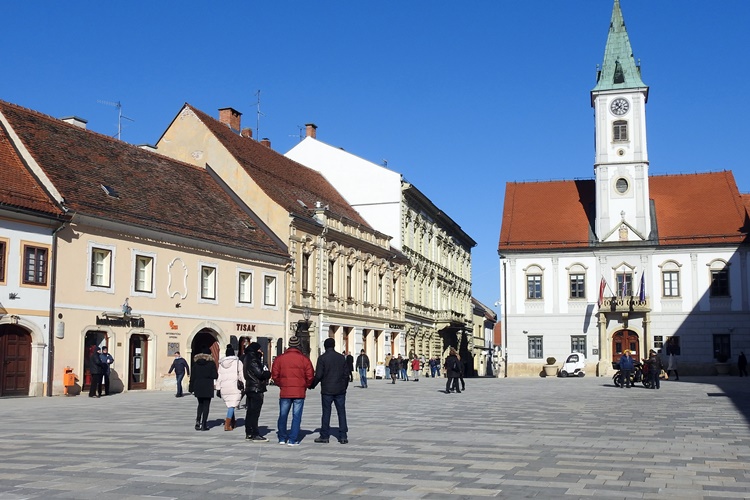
[
  {"x1": 543, "y1": 357, "x2": 557, "y2": 377},
  {"x1": 715, "y1": 351, "x2": 731, "y2": 375}
]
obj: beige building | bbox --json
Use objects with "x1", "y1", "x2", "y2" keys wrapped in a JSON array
[
  {"x1": 157, "y1": 105, "x2": 407, "y2": 367},
  {"x1": 0, "y1": 100, "x2": 289, "y2": 395}
]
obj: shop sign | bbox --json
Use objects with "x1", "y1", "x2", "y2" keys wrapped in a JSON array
[
  {"x1": 96, "y1": 316, "x2": 145, "y2": 328},
  {"x1": 236, "y1": 323, "x2": 257, "y2": 332},
  {"x1": 387, "y1": 323, "x2": 405, "y2": 330}
]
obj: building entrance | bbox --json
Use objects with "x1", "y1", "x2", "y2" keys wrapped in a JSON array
[
  {"x1": 0, "y1": 325, "x2": 31, "y2": 397},
  {"x1": 128, "y1": 334, "x2": 148, "y2": 390},
  {"x1": 191, "y1": 329, "x2": 219, "y2": 366},
  {"x1": 612, "y1": 329, "x2": 641, "y2": 362}
]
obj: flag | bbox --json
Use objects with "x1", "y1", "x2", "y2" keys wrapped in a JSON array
[
  {"x1": 638, "y1": 272, "x2": 646, "y2": 301},
  {"x1": 598, "y1": 277, "x2": 606, "y2": 307}
]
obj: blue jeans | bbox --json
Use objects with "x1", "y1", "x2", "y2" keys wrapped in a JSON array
[
  {"x1": 401, "y1": 368, "x2": 408, "y2": 380},
  {"x1": 358, "y1": 367, "x2": 368, "y2": 387},
  {"x1": 277, "y1": 398, "x2": 305, "y2": 443},
  {"x1": 176, "y1": 372, "x2": 185, "y2": 395},
  {"x1": 385, "y1": 367, "x2": 390, "y2": 378},
  {"x1": 320, "y1": 393, "x2": 348, "y2": 440}
]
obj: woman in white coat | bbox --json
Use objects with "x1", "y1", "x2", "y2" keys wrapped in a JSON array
[{"x1": 216, "y1": 345, "x2": 244, "y2": 431}]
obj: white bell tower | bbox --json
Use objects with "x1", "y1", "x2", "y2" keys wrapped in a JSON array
[{"x1": 592, "y1": 0, "x2": 651, "y2": 243}]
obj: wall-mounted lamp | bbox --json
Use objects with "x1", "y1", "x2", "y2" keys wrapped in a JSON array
[
  {"x1": 9, "y1": 293, "x2": 19, "y2": 300},
  {"x1": 522, "y1": 330, "x2": 529, "y2": 334}
]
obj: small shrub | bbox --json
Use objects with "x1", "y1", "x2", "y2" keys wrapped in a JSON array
[{"x1": 546, "y1": 357, "x2": 557, "y2": 365}]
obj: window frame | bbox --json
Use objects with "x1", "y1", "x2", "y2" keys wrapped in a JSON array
[
  {"x1": 328, "y1": 258, "x2": 336, "y2": 296},
  {"x1": 346, "y1": 263, "x2": 353, "y2": 300},
  {"x1": 616, "y1": 272, "x2": 633, "y2": 297},
  {"x1": 91, "y1": 247, "x2": 112, "y2": 288},
  {"x1": 713, "y1": 333, "x2": 731, "y2": 361},
  {"x1": 0, "y1": 238, "x2": 8, "y2": 285},
  {"x1": 528, "y1": 336, "x2": 543, "y2": 359},
  {"x1": 85, "y1": 242, "x2": 115, "y2": 293},
  {"x1": 363, "y1": 269, "x2": 370, "y2": 303},
  {"x1": 131, "y1": 250, "x2": 156, "y2": 297},
  {"x1": 662, "y1": 270, "x2": 680, "y2": 297},
  {"x1": 21, "y1": 242, "x2": 50, "y2": 287},
  {"x1": 613, "y1": 120, "x2": 628, "y2": 142},
  {"x1": 526, "y1": 274, "x2": 542, "y2": 300},
  {"x1": 569, "y1": 273, "x2": 585, "y2": 299},
  {"x1": 571, "y1": 335, "x2": 587, "y2": 355},
  {"x1": 301, "y1": 253, "x2": 310, "y2": 293},
  {"x1": 709, "y1": 261, "x2": 730, "y2": 297},
  {"x1": 263, "y1": 273, "x2": 278, "y2": 308},
  {"x1": 199, "y1": 264, "x2": 218, "y2": 302},
  {"x1": 237, "y1": 269, "x2": 253, "y2": 306}
]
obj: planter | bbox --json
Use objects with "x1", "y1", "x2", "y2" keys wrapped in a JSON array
[
  {"x1": 543, "y1": 365, "x2": 558, "y2": 377},
  {"x1": 715, "y1": 362, "x2": 730, "y2": 375}
]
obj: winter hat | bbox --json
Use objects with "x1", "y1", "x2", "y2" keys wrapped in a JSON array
[
  {"x1": 324, "y1": 338, "x2": 335, "y2": 349},
  {"x1": 225, "y1": 344, "x2": 235, "y2": 357},
  {"x1": 288, "y1": 336, "x2": 301, "y2": 349},
  {"x1": 248, "y1": 342, "x2": 261, "y2": 354}
]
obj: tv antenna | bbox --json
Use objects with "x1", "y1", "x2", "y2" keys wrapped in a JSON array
[
  {"x1": 254, "y1": 90, "x2": 265, "y2": 141},
  {"x1": 97, "y1": 100, "x2": 134, "y2": 141},
  {"x1": 290, "y1": 125, "x2": 305, "y2": 141}
]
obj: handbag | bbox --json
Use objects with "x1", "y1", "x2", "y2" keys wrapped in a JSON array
[
  {"x1": 659, "y1": 369, "x2": 668, "y2": 380},
  {"x1": 236, "y1": 359, "x2": 245, "y2": 391}
]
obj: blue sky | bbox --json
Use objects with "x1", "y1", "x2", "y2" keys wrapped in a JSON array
[{"x1": 2, "y1": 1, "x2": 749, "y2": 313}]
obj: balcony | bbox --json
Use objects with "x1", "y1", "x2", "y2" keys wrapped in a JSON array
[{"x1": 600, "y1": 297, "x2": 650, "y2": 313}]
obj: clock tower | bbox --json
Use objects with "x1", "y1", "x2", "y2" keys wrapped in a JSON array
[{"x1": 591, "y1": 0, "x2": 651, "y2": 243}]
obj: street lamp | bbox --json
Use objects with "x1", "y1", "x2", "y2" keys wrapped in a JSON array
[{"x1": 297, "y1": 306, "x2": 312, "y2": 356}]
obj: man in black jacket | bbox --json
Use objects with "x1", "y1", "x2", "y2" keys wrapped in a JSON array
[
  {"x1": 88, "y1": 347, "x2": 104, "y2": 398},
  {"x1": 355, "y1": 349, "x2": 370, "y2": 388},
  {"x1": 311, "y1": 338, "x2": 349, "y2": 444},
  {"x1": 243, "y1": 342, "x2": 271, "y2": 442},
  {"x1": 168, "y1": 351, "x2": 190, "y2": 397}
]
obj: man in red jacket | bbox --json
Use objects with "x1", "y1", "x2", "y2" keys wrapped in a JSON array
[{"x1": 271, "y1": 336, "x2": 314, "y2": 446}]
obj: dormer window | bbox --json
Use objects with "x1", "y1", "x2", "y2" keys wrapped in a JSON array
[{"x1": 613, "y1": 120, "x2": 628, "y2": 142}]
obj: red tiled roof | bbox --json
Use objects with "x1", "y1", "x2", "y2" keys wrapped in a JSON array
[
  {"x1": 186, "y1": 104, "x2": 372, "y2": 228},
  {"x1": 0, "y1": 100, "x2": 288, "y2": 258},
  {"x1": 0, "y1": 118, "x2": 61, "y2": 216},
  {"x1": 499, "y1": 171, "x2": 748, "y2": 252}
]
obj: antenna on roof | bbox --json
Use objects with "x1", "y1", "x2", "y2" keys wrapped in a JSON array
[
  {"x1": 254, "y1": 90, "x2": 265, "y2": 141},
  {"x1": 290, "y1": 125, "x2": 305, "y2": 141},
  {"x1": 97, "y1": 100, "x2": 134, "y2": 141}
]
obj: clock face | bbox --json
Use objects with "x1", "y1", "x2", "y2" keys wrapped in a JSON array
[{"x1": 610, "y1": 98, "x2": 630, "y2": 116}]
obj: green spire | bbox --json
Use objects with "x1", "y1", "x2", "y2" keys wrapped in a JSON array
[{"x1": 593, "y1": 0, "x2": 647, "y2": 92}]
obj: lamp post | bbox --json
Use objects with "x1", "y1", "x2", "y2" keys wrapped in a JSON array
[{"x1": 297, "y1": 306, "x2": 312, "y2": 356}]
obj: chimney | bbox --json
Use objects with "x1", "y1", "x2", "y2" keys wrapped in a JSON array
[
  {"x1": 60, "y1": 116, "x2": 87, "y2": 129},
  {"x1": 218, "y1": 107, "x2": 242, "y2": 132},
  {"x1": 260, "y1": 138, "x2": 271, "y2": 148},
  {"x1": 305, "y1": 123, "x2": 317, "y2": 139},
  {"x1": 241, "y1": 127, "x2": 253, "y2": 138}
]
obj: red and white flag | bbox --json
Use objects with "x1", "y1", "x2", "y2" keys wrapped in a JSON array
[{"x1": 598, "y1": 277, "x2": 607, "y2": 307}]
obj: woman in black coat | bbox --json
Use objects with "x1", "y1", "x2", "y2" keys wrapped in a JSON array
[
  {"x1": 444, "y1": 348, "x2": 461, "y2": 394},
  {"x1": 191, "y1": 348, "x2": 218, "y2": 430}
]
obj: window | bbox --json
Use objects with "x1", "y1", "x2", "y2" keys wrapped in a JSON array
[
  {"x1": 134, "y1": 255, "x2": 153, "y2": 293},
  {"x1": 710, "y1": 262, "x2": 730, "y2": 297},
  {"x1": 23, "y1": 245, "x2": 48, "y2": 285},
  {"x1": 713, "y1": 334, "x2": 731, "y2": 361},
  {"x1": 301, "y1": 253, "x2": 310, "y2": 293},
  {"x1": 613, "y1": 120, "x2": 628, "y2": 141},
  {"x1": 569, "y1": 274, "x2": 585, "y2": 299},
  {"x1": 616, "y1": 271, "x2": 633, "y2": 297},
  {"x1": 571, "y1": 336, "x2": 586, "y2": 355},
  {"x1": 238, "y1": 271, "x2": 252, "y2": 304},
  {"x1": 264, "y1": 275, "x2": 277, "y2": 306},
  {"x1": 201, "y1": 266, "x2": 216, "y2": 300},
  {"x1": 0, "y1": 239, "x2": 7, "y2": 284},
  {"x1": 328, "y1": 259, "x2": 335, "y2": 296},
  {"x1": 363, "y1": 270, "x2": 369, "y2": 303},
  {"x1": 662, "y1": 271, "x2": 680, "y2": 297},
  {"x1": 378, "y1": 273, "x2": 384, "y2": 305},
  {"x1": 91, "y1": 248, "x2": 112, "y2": 287},
  {"x1": 346, "y1": 264, "x2": 353, "y2": 299},
  {"x1": 528, "y1": 336, "x2": 543, "y2": 359},
  {"x1": 526, "y1": 275, "x2": 542, "y2": 299}
]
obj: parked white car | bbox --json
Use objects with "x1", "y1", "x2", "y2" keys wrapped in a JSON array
[{"x1": 559, "y1": 353, "x2": 586, "y2": 378}]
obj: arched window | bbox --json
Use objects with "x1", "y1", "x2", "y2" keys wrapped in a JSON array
[
  {"x1": 613, "y1": 120, "x2": 628, "y2": 141},
  {"x1": 567, "y1": 264, "x2": 586, "y2": 299},
  {"x1": 659, "y1": 260, "x2": 681, "y2": 297},
  {"x1": 525, "y1": 265, "x2": 543, "y2": 300},
  {"x1": 709, "y1": 260, "x2": 730, "y2": 297}
]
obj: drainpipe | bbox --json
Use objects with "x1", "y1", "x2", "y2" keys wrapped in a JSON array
[
  {"x1": 46, "y1": 221, "x2": 67, "y2": 396},
  {"x1": 502, "y1": 259, "x2": 509, "y2": 379}
]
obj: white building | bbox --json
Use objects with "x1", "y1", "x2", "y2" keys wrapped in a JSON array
[
  {"x1": 286, "y1": 126, "x2": 477, "y2": 366},
  {"x1": 498, "y1": 0, "x2": 750, "y2": 377}
]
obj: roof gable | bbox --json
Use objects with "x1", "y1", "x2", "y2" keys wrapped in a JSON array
[
  {"x1": 0, "y1": 100, "x2": 287, "y2": 258},
  {"x1": 185, "y1": 104, "x2": 372, "y2": 228}
]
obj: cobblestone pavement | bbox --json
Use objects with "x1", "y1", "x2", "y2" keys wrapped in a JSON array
[{"x1": 2, "y1": 375, "x2": 750, "y2": 499}]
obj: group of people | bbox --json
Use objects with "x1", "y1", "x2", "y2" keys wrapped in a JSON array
[
  {"x1": 87, "y1": 346, "x2": 114, "y2": 398},
  {"x1": 185, "y1": 336, "x2": 350, "y2": 445},
  {"x1": 618, "y1": 349, "x2": 671, "y2": 389},
  {"x1": 444, "y1": 347, "x2": 465, "y2": 393}
]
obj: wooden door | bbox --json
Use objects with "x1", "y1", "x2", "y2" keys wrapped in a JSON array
[
  {"x1": 612, "y1": 330, "x2": 640, "y2": 362},
  {"x1": 0, "y1": 325, "x2": 31, "y2": 397},
  {"x1": 128, "y1": 334, "x2": 148, "y2": 390}
]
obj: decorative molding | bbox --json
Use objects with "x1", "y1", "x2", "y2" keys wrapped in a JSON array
[{"x1": 168, "y1": 258, "x2": 188, "y2": 299}]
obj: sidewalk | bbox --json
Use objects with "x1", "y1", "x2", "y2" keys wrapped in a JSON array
[{"x1": 1, "y1": 375, "x2": 749, "y2": 499}]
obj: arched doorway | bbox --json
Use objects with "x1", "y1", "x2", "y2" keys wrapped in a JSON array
[
  {"x1": 612, "y1": 329, "x2": 641, "y2": 362},
  {"x1": 191, "y1": 329, "x2": 219, "y2": 367},
  {"x1": 0, "y1": 325, "x2": 31, "y2": 397}
]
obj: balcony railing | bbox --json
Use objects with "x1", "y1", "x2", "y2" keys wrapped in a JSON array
[{"x1": 600, "y1": 297, "x2": 650, "y2": 313}]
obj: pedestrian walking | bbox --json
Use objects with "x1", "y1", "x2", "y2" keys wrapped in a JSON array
[
  {"x1": 619, "y1": 350, "x2": 634, "y2": 388},
  {"x1": 88, "y1": 346, "x2": 104, "y2": 398},
  {"x1": 457, "y1": 355, "x2": 465, "y2": 391},
  {"x1": 191, "y1": 348, "x2": 218, "y2": 431},
  {"x1": 243, "y1": 342, "x2": 271, "y2": 442},
  {"x1": 429, "y1": 357, "x2": 437, "y2": 378},
  {"x1": 435, "y1": 357, "x2": 442, "y2": 378},
  {"x1": 345, "y1": 351, "x2": 354, "y2": 382},
  {"x1": 271, "y1": 336, "x2": 314, "y2": 446},
  {"x1": 738, "y1": 351, "x2": 748, "y2": 377},
  {"x1": 311, "y1": 338, "x2": 349, "y2": 444},
  {"x1": 666, "y1": 353, "x2": 679, "y2": 381},
  {"x1": 398, "y1": 354, "x2": 408, "y2": 381},
  {"x1": 99, "y1": 346, "x2": 114, "y2": 395},
  {"x1": 411, "y1": 357, "x2": 420, "y2": 381},
  {"x1": 216, "y1": 345, "x2": 244, "y2": 431},
  {"x1": 384, "y1": 353, "x2": 392, "y2": 380},
  {"x1": 647, "y1": 349, "x2": 664, "y2": 389},
  {"x1": 168, "y1": 351, "x2": 190, "y2": 397},
  {"x1": 388, "y1": 355, "x2": 399, "y2": 384},
  {"x1": 444, "y1": 348, "x2": 461, "y2": 393},
  {"x1": 355, "y1": 349, "x2": 370, "y2": 388}
]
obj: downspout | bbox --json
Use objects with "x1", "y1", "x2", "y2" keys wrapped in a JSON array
[
  {"x1": 46, "y1": 221, "x2": 68, "y2": 396},
  {"x1": 502, "y1": 259, "x2": 509, "y2": 379}
]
